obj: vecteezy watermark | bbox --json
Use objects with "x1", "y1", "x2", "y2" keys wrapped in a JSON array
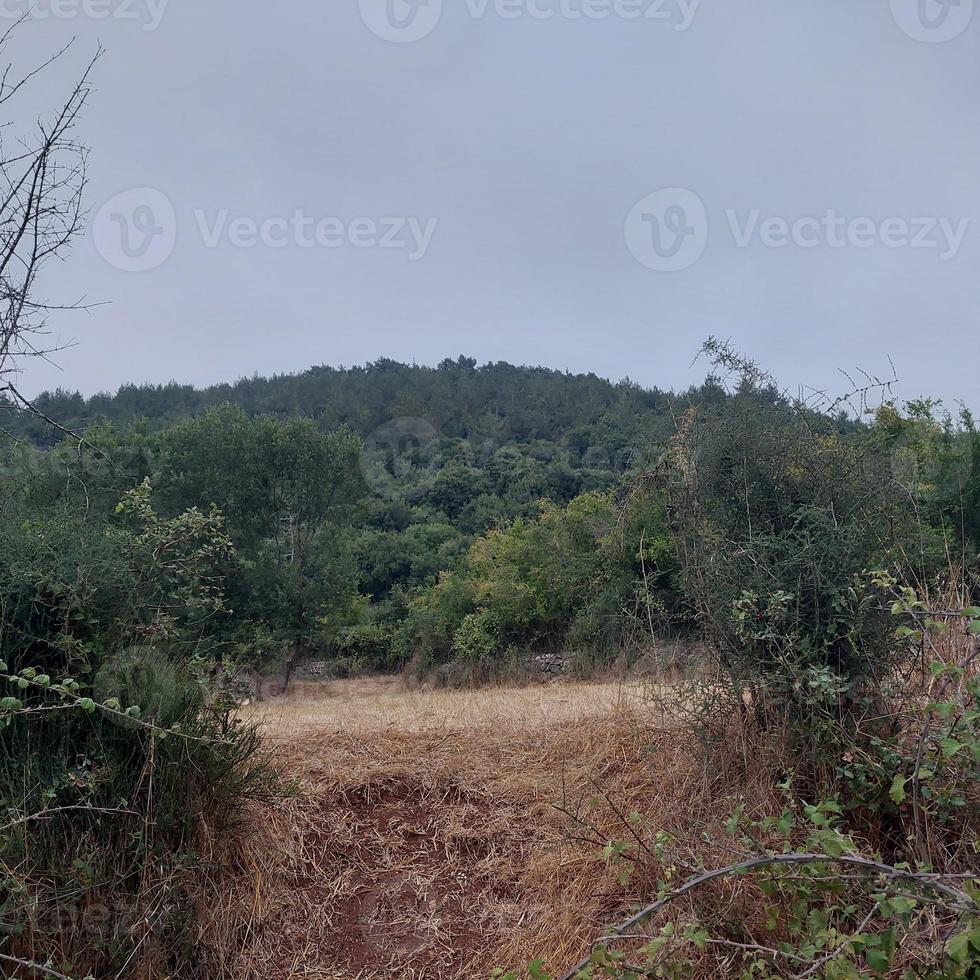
[
  {"x1": 890, "y1": 0, "x2": 973, "y2": 42},
  {"x1": 194, "y1": 210, "x2": 438, "y2": 259},
  {"x1": 358, "y1": 874, "x2": 447, "y2": 963},
  {"x1": 92, "y1": 189, "x2": 438, "y2": 271},
  {"x1": 889, "y1": 423, "x2": 975, "y2": 498},
  {"x1": 625, "y1": 187, "x2": 970, "y2": 272},
  {"x1": 359, "y1": 0, "x2": 444, "y2": 42},
  {"x1": 361, "y1": 416, "x2": 441, "y2": 491},
  {"x1": 725, "y1": 209, "x2": 969, "y2": 260},
  {"x1": 21, "y1": 898, "x2": 171, "y2": 941},
  {"x1": 624, "y1": 187, "x2": 708, "y2": 272},
  {"x1": 92, "y1": 188, "x2": 177, "y2": 273},
  {"x1": 0, "y1": 0, "x2": 170, "y2": 31},
  {"x1": 358, "y1": 0, "x2": 699, "y2": 43}
]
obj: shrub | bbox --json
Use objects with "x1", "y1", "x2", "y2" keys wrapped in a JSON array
[
  {"x1": 406, "y1": 490, "x2": 678, "y2": 670},
  {"x1": 656, "y1": 345, "x2": 937, "y2": 749},
  {"x1": 0, "y1": 649, "x2": 272, "y2": 978}
]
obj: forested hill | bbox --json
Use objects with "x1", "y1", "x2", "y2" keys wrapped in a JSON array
[{"x1": 11, "y1": 356, "x2": 691, "y2": 449}]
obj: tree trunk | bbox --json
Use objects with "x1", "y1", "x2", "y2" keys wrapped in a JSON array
[{"x1": 278, "y1": 638, "x2": 302, "y2": 695}]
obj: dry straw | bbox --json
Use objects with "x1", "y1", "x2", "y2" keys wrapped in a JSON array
[{"x1": 193, "y1": 678, "x2": 785, "y2": 979}]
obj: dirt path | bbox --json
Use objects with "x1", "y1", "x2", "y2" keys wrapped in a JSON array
[{"x1": 194, "y1": 678, "x2": 762, "y2": 979}]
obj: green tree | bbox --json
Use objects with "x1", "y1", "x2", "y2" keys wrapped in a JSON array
[{"x1": 154, "y1": 406, "x2": 367, "y2": 684}]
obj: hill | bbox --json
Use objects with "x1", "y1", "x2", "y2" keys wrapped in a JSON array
[{"x1": 9, "y1": 356, "x2": 689, "y2": 454}]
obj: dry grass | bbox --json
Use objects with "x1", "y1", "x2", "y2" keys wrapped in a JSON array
[
  {"x1": 243, "y1": 676, "x2": 652, "y2": 736},
  {"x1": 195, "y1": 678, "x2": 785, "y2": 979}
]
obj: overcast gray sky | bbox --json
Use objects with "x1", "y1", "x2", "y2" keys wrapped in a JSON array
[{"x1": 9, "y1": 0, "x2": 980, "y2": 406}]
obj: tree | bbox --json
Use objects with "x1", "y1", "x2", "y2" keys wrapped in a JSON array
[
  {"x1": 0, "y1": 18, "x2": 99, "y2": 433},
  {"x1": 155, "y1": 406, "x2": 368, "y2": 687}
]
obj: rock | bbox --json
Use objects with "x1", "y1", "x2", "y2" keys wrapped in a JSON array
[{"x1": 532, "y1": 653, "x2": 571, "y2": 677}]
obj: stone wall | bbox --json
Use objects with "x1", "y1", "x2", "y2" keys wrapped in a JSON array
[{"x1": 532, "y1": 653, "x2": 571, "y2": 678}]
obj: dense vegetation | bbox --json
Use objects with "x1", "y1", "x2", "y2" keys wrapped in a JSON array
[
  {"x1": 7, "y1": 356, "x2": 675, "y2": 449},
  {"x1": 3, "y1": 360, "x2": 703, "y2": 675},
  {"x1": 5, "y1": 355, "x2": 979, "y2": 681},
  {"x1": 4, "y1": 342, "x2": 980, "y2": 977}
]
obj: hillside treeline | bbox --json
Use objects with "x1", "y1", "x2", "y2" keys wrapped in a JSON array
[
  {"x1": 8, "y1": 356, "x2": 678, "y2": 449},
  {"x1": 2, "y1": 356, "x2": 977, "y2": 683}
]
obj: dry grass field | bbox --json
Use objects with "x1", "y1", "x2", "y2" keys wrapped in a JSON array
[
  {"x1": 243, "y1": 675, "x2": 650, "y2": 735},
  {"x1": 194, "y1": 676, "x2": 783, "y2": 979}
]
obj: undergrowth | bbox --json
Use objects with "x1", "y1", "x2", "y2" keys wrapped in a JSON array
[{"x1": 0, "y1": 651, "x2": 274, "y2": 979}]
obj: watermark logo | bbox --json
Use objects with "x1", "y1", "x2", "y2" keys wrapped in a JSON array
[
  {"x1": 625, "y1": 187, "x2": 708, "y2": 272},
  {"x1": 724, "y1": 209, "x2": 969, "y2": 260},
  {"x1": 359, "y1": 0, "x2": 443, "y2": 42},
  {"x1": 625, "y1": 191, "x2": 970, "y2": 272},
  {"x1": 357, "y1": 0, "x2": 700, "y2": 41},
  {"x1": 193, "y1": 211, "x2": 438, "y2": 259},
  {"x1": 891, "y1": 0, "x2": 973, "y2": 41},
  {"x1": 889, "y1": 425, "x2": 975, "y2": 499},
  {"x1": 92, "y1": 188, "x2": 177, "y2": 273},
  {"x1": 92, "y1": 194, "x2": 439, "y2": 271},
  {"x1": 361, "y1": 416, "x2": 440, "y2": 490},
  {"x1": 461, "y1": 0, "x2": 700, "y2": 27},
  {"x1": 358, "y1": 874, "x2": 447, "y2": 962},
  {"x1": 0, "y1": 0, "x2": 170, "y2": 31}
]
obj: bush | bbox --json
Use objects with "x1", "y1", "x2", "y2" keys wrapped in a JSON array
[
  {"x1": 0, "y1": 649, "x2": 272, "y2": 978},
  {"x1": 405, "y1": 490, "x2": 678, "y2": 671},
  {"x1": 0, "y1": 469, "x2": 273, "y2": 978},
  {"x1": 657, "y1": 346, "x2": 937, "y2": 748}
]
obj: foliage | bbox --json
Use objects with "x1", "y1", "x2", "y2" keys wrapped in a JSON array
[
  {"x1": 12, "y1": 357, "x2": 679, "y2": 457},
  {"x1": 3, "y1": 337, "x2": 980, "y2": 977},
  {"x1": 0, "y1": 447, "x2": 274, "y2": 977},
  {"x1": 654, "y1": 346, "x2": 948, "y2": 762},
  {"x1": 545, "y1": 797, "x2": 979, "y2": 978},
  {"x1": 0, "y1": 648, "x2": 272, "y2": 979},
  {"x1": 402, "y1": 489, "x2": 677, "y2": 672},
  {"x1": 0, "y1": 475, "x2": 233, "y2": 676},
  {"x1": 501, "y1": 538, "x2": 980, "y2": 979}
]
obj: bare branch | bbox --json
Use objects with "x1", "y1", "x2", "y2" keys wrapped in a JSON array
[
  {"x1": 0, "y1": 20, "x2": 100, "y2": 442},
  {"x1": 559, "y1": 852, "x2": 978, "y2": 980}
]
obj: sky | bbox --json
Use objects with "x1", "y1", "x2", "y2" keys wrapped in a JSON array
[{"x1": 7, "y1": 0, "x2": 980, "y2": 406}]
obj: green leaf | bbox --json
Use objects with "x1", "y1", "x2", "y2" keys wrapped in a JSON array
[
  {"x1": 886, "y1": 896, "x2": 917, "y2": 917},
  {"x1": 947, "y1": 927, "x2": 972, "y2": 963},
  {"x1": 725, "y1": 804, "x2": 745, "y2": 835},
  {"x1": 889, "y1": 774, "x2": 907, "y2": 804},
  {"x1": 866, "y1": 948, "x2": 891, "y2": 972}
]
